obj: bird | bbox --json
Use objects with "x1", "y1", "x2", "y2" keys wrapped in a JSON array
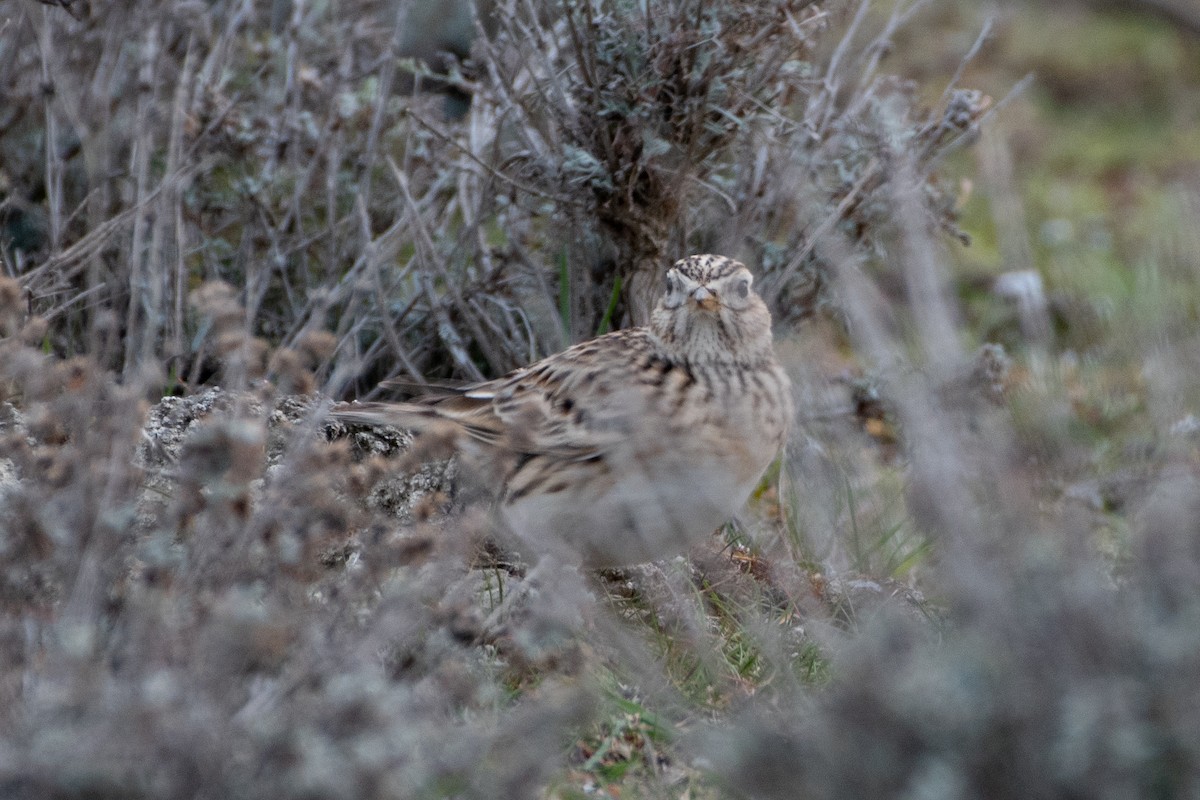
[{"x1": 331, "y1": 254, "x2": 793, "y2": 567}]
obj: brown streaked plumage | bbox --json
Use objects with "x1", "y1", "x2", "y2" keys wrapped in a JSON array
[{"x1": 332, "y1": 254, "x2": 793, "y2": 567}]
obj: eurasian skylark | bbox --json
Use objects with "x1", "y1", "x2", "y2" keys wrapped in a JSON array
[{"x1": 333, "y1": 254, "x2": 793, "y2": 567}]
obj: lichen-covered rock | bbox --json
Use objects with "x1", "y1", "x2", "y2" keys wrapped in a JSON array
[{"x1": 135, "y1": 388, "x2": 457, "y2": 530}]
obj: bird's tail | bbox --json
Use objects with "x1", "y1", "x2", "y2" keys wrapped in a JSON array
[{"x1": 328, "y1": 401, "x2": 445, "y2": 431}]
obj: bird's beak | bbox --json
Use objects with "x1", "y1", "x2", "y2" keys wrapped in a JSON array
[{"x1": 689, "y1": 286, "x2": 720, "y2": 312}]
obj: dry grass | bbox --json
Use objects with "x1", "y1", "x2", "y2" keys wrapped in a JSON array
[{"x1": 2, "y1": 1, "x2": 1200, "y2": 798}]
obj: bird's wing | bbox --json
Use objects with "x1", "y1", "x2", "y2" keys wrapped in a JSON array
[
  {"x1": 472, "y1": 327, "x2": 680, "y2": 460},
  {"x1": 377, "y1": 377, "x2": 473, "y2": 398},
  {"x1": 331, "y1": 327, "x2": 675, "y2": 460}
]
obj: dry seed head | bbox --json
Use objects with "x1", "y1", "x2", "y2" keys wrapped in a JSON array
[
  {"x1": 347, "y1": 456, "x2": 393, "y2": 498},
  {"x1": 179, "y1": 418, "x2": 266, "y2": 485},
  {"x1": 0, "y1": 277, "x2": 23, "y2": 337},
  {"x1": 18, "y1": 316, "x2": 48, "y2": 347},
  {"x1": 189, "y1": 281, "x2": 245, "y2": 335},
  {"x1": 268, "y1": 347, "x2": 316, "y2": 394},
  {"x1": 214, "y1": 333, "x2": 270, "y2": 378},
  {"x1": 297, "y1": 329, "x2": 338, "y2": 364},
  {"x1": 31, "y1": 445, "x2": 74, "y2": 487},
  {"x1": 26, "y1": 406, "x2": 69, "y2": 445},
  {"x1": 58, "y1": 357, "x2": 99, "y2": 394},
  {"x1": 0, "y1": 346, "x2": 49, "y2": 401}
]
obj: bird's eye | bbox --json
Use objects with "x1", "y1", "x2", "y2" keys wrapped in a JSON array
[{"x1": 735, "y1": 278, "x2": 750, "y2": 299}]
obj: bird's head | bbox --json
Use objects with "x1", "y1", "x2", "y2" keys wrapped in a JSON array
[{"x1": 651, "y1": 254, "x2": 774, "y2": 362}]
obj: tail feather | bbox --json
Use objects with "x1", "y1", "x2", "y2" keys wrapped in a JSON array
[
  {"x1": 329, "y1": 401, "x2": 443, "y2": 431},
  {"x1": 330, "y1": 400, "x2": 505, "y2": 447}
]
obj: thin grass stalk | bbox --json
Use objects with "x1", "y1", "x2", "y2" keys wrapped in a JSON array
[{"x1": 123, "y1": 20, "x2": 161, "y2": 374}]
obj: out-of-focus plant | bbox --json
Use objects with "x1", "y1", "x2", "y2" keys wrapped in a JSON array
[{"x1": 1, "y1": 0, "x2": 987, "y2": 392}]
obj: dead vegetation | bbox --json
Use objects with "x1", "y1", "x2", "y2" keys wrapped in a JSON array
[{"x1": 3, "y1": 0, "x2": 1200, "y2": 797}]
